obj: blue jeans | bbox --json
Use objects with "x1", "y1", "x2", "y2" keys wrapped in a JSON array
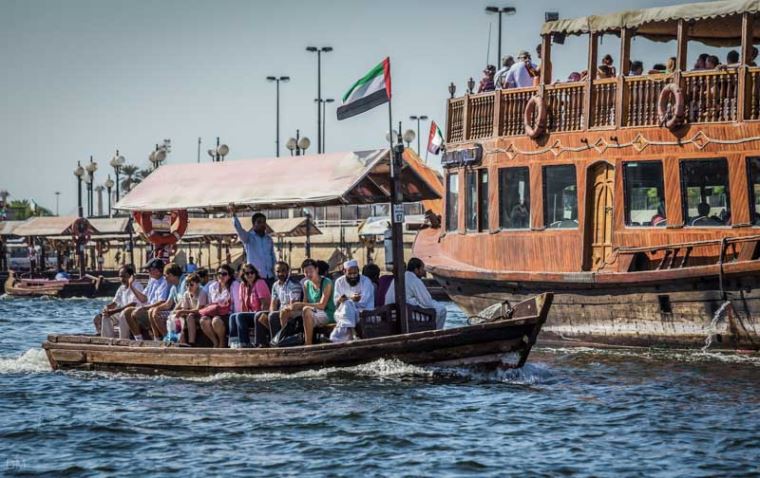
[{"x1": 229, "y1": 312, "x2": 258, "y2": 346}]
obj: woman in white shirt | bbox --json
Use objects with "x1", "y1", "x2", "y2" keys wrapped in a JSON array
[{"x1": 200, "y1": 264, "x2": 234, "y2": 348}]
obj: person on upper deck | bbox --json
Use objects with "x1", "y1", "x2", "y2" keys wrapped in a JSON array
[
  {"x1": 330, "y1": 259, "x2": 375, "y2": 343},
  {"x1": 254, "y1": 261, "x2": 303, "y2": 347},
  {"x1": 384, "y1": 258, "x2": 447, "y2": 330},
  {"x1": 120, "y1": 258, "x2": 170, "y2": 340},
  {"x1": 705, "y1": 55, "x2": 721, "y2": 69},
  {"x1": 95, "y1": 265, "x2": 144, "y2": 338},
  {"x1": 231, "y1": 206, "x2": 276, "y2": 288},
  {"x1": 478, "y1": 65, "x2": 496, "y2": 93},
  {"x1": 505, "y1": 50, "x2": 538, "y2": 88},
  {"x1": 278, "y1": 258, "x2": 335, "y2": 346},
  {"x1": 600, "y1": 54, "x2": 617, "y2": 77},
  {"x1": 724, "y1": 50, "x2": 740, "y2": 68},
  {"x1": 628, "y1": 60, "x2": 644, "y2": 76},
  {"x1": 693, "y1": 53, "x2": 709, "y2": 71},
  {"x1": 751, "y1": 47, "x2": 758, "y2": 67},
  {"x1": 495, "y1": 55, "x2": 515, "y2": 89},
  {"x1": 666, "y1": 57, "x2": 677, "y2": 74},
  {"x1": 228, "y1": 264, "x2": 271, "y2": 348},
  {"x1": 597, "y1": 65, "x2": 614, "y2": 79}
]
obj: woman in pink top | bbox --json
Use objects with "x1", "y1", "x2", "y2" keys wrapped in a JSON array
[{"x1": 228, "y1": 264, "x2": 271, "y2": 348}]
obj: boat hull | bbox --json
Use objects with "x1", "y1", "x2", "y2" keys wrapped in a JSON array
[
  {"x1": 432, "y1": 271, "x2": 760, "y2": 351},
  {"x1": 3, "y1": 271, "x2": 102, "y2": 299},
  {"x1": 42, "y1": 294, "x2": 553, "y2": 374}
]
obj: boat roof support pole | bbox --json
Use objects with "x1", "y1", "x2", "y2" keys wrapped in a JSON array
[
  {"x1": 739, "y1": 12, "x2": 754, "y2": 121},
  {"x1": 676, "y1": 19, "x2": 688, "y2": 73},
  {"x1": 388, "y1": 102, "x2": 408, "y2": 330},
  {"x1": 616, "y1": 27, "x2": 632, "y2": 128},
  {"x1": 540, "y1": 34, "x2": 552, "y2": 85},
  {"x1": 583, "y1": 32, "x2": 599, "y2": 131}
]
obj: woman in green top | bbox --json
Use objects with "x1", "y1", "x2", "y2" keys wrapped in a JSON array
[{"x1": 280, "y1": 258, "x2": 335, "y2": 346}]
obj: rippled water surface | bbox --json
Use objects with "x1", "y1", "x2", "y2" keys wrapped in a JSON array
[{"x1": 1, "y1": 295, "x2": 759, "y2": 477}]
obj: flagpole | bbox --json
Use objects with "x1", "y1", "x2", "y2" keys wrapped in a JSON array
[{"x1": 388, "y1": 98, "x2": 409, "y2": 331}]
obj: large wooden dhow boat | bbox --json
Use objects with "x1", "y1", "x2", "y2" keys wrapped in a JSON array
[
  {"x1": 414, "y1": 0, "x2": 760, "y2": 351},
  {"x1": 43, "y1": 149, "x2": 553, "y2": 373}
]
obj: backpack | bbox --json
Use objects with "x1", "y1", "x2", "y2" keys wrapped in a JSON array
[{"x1": 271, "y1": 317, "x2": 305, "y2": 347}]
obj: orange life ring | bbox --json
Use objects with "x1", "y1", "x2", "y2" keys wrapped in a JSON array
[
  {"x1": 657, "y1": 83, "x2": 686, "y2": 130},
  {"x1": 70, "y1": 217, "x2": 92, "y2": 244},
  {"x1": 524, "y1": 95, "x2": 547, "y2": 139},
  {"x1": 132, "y1": 210, "x2": 188, "y2": 246}
]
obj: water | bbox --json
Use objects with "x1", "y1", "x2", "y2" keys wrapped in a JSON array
[{"x1": 1, "y1": 296, "x2": 759, "y2": 477}]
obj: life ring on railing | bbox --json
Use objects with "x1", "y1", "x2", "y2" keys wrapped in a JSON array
[
  {"x1": 657, "y1": 83, "x2": 686, "y2": 130},
  {"x1": 70, "y1": 217, "x2": 92, "y2": 244},
  {"x1": 523, "y1": 95, "x2": 547, "y2": 139},
  {"x1": 132, "y1": 210, "x2": 188, "y2": 246}
]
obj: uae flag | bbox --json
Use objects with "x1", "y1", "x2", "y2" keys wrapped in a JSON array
[
  {"x1": 427, "y1": 121, "x2": 444, "y2": 154},
  {"x1": 337, "y1": 58, "x2": 391, "y2": 121}
]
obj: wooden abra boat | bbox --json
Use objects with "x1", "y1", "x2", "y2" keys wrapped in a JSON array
[
  {"x1": 414, "y1": 0, "x2": 760, "y2": 351},
  {"x1": 4, "y1": 270, "x2": 104, "y2": 299},
  {"x1": 43, "y1": 288, "x2": 551, "y2": 375}
]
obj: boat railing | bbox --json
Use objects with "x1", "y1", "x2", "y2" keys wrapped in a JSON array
[
  {"x1": 613, "y1": 234, "x2": 760, "y2": 272},
  {"x1": 446, "y1": 69, "x2": 753, "y2": 143}
]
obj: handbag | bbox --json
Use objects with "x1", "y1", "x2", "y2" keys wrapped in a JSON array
[
  {"x1": 199, "y1": 302, "x2": 230, "y2": 317},
  {"x1": 271, "y1": 317, "x2": 304, "y2": 347}
]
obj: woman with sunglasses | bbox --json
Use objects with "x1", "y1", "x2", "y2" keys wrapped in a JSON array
[
  {"x1": 200, "y1": 264, "x2": 235, "y2": 348},
  {"x1": 228, "y1": 265, "x2": 271, "y2": 348}
]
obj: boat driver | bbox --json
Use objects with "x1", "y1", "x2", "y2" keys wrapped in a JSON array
[{"x1": 385, "y1": 257, "x2": 448, "y2": 330}]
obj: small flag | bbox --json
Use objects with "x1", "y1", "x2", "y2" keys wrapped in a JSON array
[
  {"x1": 427, "y1": 121, "x2": 444, "y2": 155},
  {"x1": 337, "y1": 58, "x2": 391, "y2": 121}
]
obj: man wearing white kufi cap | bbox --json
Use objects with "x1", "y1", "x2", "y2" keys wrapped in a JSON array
[{"x1": 330, "y1": 259, "x2": 375, "y2": 342}]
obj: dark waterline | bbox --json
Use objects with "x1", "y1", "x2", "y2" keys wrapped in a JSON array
[{"x1": 0, "y1": 296, "x2": 758, "y2": 477}]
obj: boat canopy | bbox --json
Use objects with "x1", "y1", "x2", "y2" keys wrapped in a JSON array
[
  {"x1": 175, "y1": 217, "x2": 321, "y2": 239},
  {"x1": 0, "y1": 221, "x2": 24, "y2": 237},
  {"x1": 541, "y1": 0, "x2": 760, "y2": 46},
  {"x1": 115, "y1": 149, "x2": 442, "y2": 213},
  {"x1": 11, "y1": 216, "x2": 99, "y2": 237}
]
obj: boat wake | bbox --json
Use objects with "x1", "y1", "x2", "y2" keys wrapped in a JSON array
[
  {"x1": 537, "y1": 346, "x2": 760, "y2": 367},
  {"x1": 0, "y1": 348, "x2": 52, "y2": 374}
]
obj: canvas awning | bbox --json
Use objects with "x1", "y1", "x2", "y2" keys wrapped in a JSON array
[
  {"x1": 12, "y1": 216, "x2": 99, "y2": 237},
  {"x1": 542, "y1": 0, "x2": 760, "y2": 46},
  {"x1": 268, "y1": 217, "x2": 322, "y2": 238},
  {"x1": 88, "y1": 217, "x2": 132, "y2": 236},
  {"x1": 114, "y1": 149, "x2": 441, "y2": 212},
  {"x1": 0, "y1": 221, "x2": 24, "y2": 237}
]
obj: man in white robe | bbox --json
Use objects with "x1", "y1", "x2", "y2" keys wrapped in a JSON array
[
  {"x1": 384, "y1": 257, "x2": 447, "y2": 329},
  {"x1": 330, "y1": 259, "x2": 375, "y2": 343}
]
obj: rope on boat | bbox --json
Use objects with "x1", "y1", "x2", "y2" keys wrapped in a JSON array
[{"x1": 467, "y1": 299, "x2": 514, "y2": 325}]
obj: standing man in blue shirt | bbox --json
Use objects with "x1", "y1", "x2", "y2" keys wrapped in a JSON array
[{"x1": 230, "y1": 205, "x2": 276, "y2": 288}]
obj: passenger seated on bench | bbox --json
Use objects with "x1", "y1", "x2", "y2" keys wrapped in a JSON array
[
  {"x1": 385, "y1": 257, "x2": 447, "y2": 329},
  {"x1": 279, "y1": 258, "x2": 335, "y2": 346},
  {"x1": 330, "y1": 259, "x2": 375, "y2": 343},
  {"x1": 120, "y1": 258, "x2": 170, "y2": 340},
  {"x1": 171, "y1": 272, "x2": 208, "y2": 346},
  {"x1": 95, "y1": 265, "x2": 144, "y2": 338},
  {"x1": 148, "y1": 263, "x2": 183, "y2": 340},
  {"x1": 691, "y1": 202, "x2": 722, "y2": 226},
  {"x1": 200, "y1": 264, "x2": 235, "y2": 348},
  {"x1": 254, "y1": 261, "x2": 302, "y2": 346},
  {"x1": 651, "y1": 204, "x2": 667, "y2": 227},
  {"x1": 228, "y1": 264, "x2": 271, "y2": 348}
]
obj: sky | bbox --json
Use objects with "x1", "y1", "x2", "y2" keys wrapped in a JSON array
[{"x1": 0, "y1": 0, "x2": 736, "y2": 215}]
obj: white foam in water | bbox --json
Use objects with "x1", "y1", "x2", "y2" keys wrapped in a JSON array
[
  {"x1": 0, "y1": 348, "x2": 52, "y2": 374},
  {"x1": 702, "y1": 300, "x2": 732, "y2": 352}
]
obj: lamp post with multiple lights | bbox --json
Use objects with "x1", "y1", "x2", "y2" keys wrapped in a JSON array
[
  {"x1": 286, "y1": 130, "x2": 311, "y2": 156},
  {"x1": 485, "y1": 6, "x2": 517, "y2": 66},
  {"x1": 306, "y1": 46, "x2": 332, "y2": 153},
  {"x1": 267, "y1": 75, "x2": 290, "y2": 157},
  {"x1": 104, "y1": 176, "x2": 114, "y2": 217},
  {"x1": 109, "y1": 150, "x2": 125, "y2": 202},
  {"x1": 85, "y1": 157, "x2": 97, "y2": 217},
  {"x1": 409, "y1": 115, "x2": 428, "y2": 154},
  {"x1": 315, "y1": 98, "x2": 335, "y2": 152},
  {"x1": 207, "y1": 137, "x2": 230, "y2": 162}
]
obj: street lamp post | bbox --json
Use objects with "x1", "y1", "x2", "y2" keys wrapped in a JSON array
[
  {"x1": 306, "y1": 46, "x2": 333, "y2": 153},
  {"x1": 85, "y1": 156, "x2": 97, "y2": 217},
  {"x1": 94, "y1": 185, "x2": 104, "y2": 217},
  {"x1": 315, "y1": 98, "x2": 334, "y2": 152},
  {"x1": 109, "y1": 150, "x2": 125, "y2": 202},
  {"x1": 74, "y1": 162, "x2": 84, "y2": 218},
  {"x1": 286, "y1": 130, "x2": 311, "y2": 156},
  {"x1": 267, "y1": 76, "x2": 290, "y2": 157},
  {"x1": 409, "y1": 115, "x2": 429, "y2": 154},
  {"x1": 105, "y1": 176, "x2": 114, "y2": 217},
  {"x1": 206, "y1": 137, "x2": 230, "y2": 162},
  {"x1": 54, "y1": 191, "x2": 60, "y2": 216},
  {"x1": 485, "y1": 6, "x2": 517, "y2": 67}
]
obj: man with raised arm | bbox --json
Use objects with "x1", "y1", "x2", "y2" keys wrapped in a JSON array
[{"x1": 230, "y1": 204, "x2": 276, "y2": 288}]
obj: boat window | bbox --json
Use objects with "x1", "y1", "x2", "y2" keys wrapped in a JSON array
[
  {"x1": 446, "y1": 173, "x2": 459, "y2": 231},
  {"x1": 543, "y1": 165, "x2": 578, "y2": 228},
  {"x1": 499, "y1": 167, "x2": 530, "y2": 229},
  {"x1": 623, "y1": 161, "x2": 666, "y2": 227},
  {"x1": 466, "y1": 171, "x2": 477, "y2": 230},
  {"x1": 681, "y1": 158, "x2": 731, "y2": 227},
  {"x1": 748, "y1": 158, "x2": 760, "y2": 225},
  {"x1": 478, "y1": 170, "x2": 489, "y2": 232}
]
